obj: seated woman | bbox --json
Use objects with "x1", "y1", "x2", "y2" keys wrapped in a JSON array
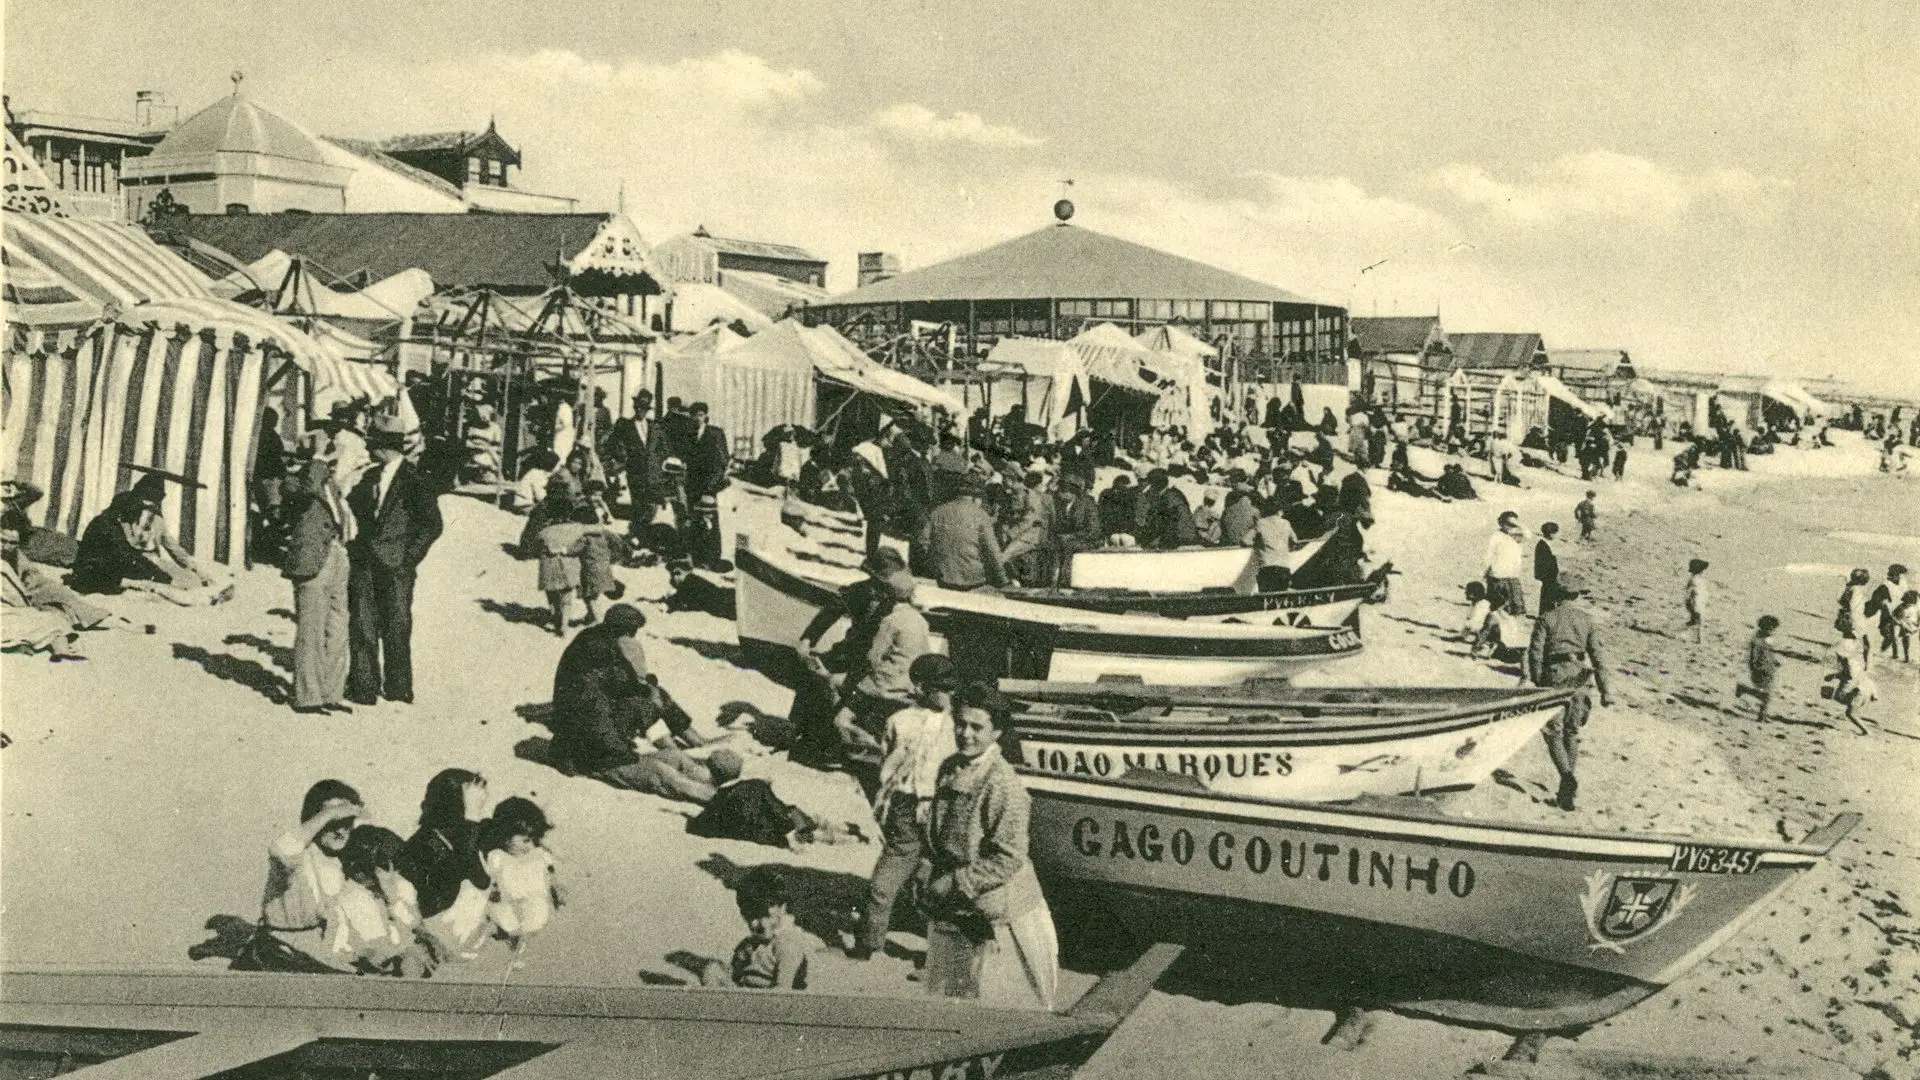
[
  {"x1": 71, "y1": 473, "x2": 232, "y2": 605},
  {"x1": 233, "y1": 780, "x2": 363, "y2": 973},
  {"x1": 3, "y1": 515, "x2": 147, "y2": 645},
  {"x1": 401, "y1": 769, "x2": 493, "y2": 965}
]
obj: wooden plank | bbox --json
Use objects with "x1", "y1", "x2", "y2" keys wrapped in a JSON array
[
  {"x1": 1069, "y1": 942, "x2": 1185, "y2": 1023},
  {"x1": 62, "y1": 1028, "x2": 311, "y2": 1080}
]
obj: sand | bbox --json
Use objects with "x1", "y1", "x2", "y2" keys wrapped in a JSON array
[{"x1": 2, "y1": 432, "x2": 1915, "y2": 1078}]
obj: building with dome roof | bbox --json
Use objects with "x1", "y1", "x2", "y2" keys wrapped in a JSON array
[{"x1": 119, "y1": 80, "x2": 353, "y2": 218}]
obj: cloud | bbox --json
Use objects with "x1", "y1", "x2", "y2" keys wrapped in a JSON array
[
  {"x1": 1431, "y1": 151, "x2": 1790, "y2": 224},
  {"x1": 869, "y1": 104, "x2": 1043, "y2": 148}
]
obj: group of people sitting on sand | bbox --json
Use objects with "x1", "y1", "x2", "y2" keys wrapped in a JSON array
[{"x1": 240, "y1": 771, "x2": 561, "y2": 976}]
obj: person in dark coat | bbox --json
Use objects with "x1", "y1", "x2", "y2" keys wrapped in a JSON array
[
  {"x1": 345, "y1": 417, "x2": 443, "y2": 706},
  {"x1": 1097, "y1": 474, "x2": 1138, "y2": 539},
  {"x1": 400, "y1": 768, "x2": 491, "y2": 960},
  {"x1": 1137, "y1": 470, "x2": 1198, "y2": 550},
  {"x1": 72, "y1": 471, "x2": 229, "y2": 604},
  {"x1": 602, "y1": 390, "x2": 655, "y2": 543},
  {"x1": 548, "y1": 605, "x2": 715, "y2": 800},
  {"x1": 684, "y1": 402, "x2": 730, "y2": 496},
  {"x1": 1534, "y1": 522, "x2": 1563, "y2": 613}
]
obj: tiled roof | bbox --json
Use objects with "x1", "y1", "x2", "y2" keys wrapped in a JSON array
[
  {"x1": 693, "y1": 229, "x2": 824, "y2": 264},
  {"x1": 1350, "y1": 315, "x2": 1441, "y2": 355},
  {"x1": 322, "y1": 138, "x2": 464, "y2": 199},
  {"x1": 1447, "y1": 332, "x2": 1546, "y2": 370},
  {"x1": 822, "y1": 224, "x2": 1323, "y2": 306},
  {"x1": 377, "y1": 131, "x2": 476, "y2": 153},
  {"x1": 157, "y1": 212, "x2": 619, "y2": 290}
]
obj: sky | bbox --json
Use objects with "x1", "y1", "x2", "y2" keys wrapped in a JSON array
[{"x1": 6, "y1": 0, "x2": 1918, "y2": 394}]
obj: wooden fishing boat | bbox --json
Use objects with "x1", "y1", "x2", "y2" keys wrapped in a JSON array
[
  {"x1": 1002, "y1": 567, "x2": 1387, "y2": 626},
  {"x1": 736, "y1": 536, "x2": 1363, "y2": 685},
  {"x1": 0, "y1": 944, "x2": 1184, "y2": 1079},
  {"x1": 1002, "y1": 681, "x2": 1574, "y2": 802},
  {"x1": 1024, "y1": 771, "x2": 1857, "y2": 1032}
]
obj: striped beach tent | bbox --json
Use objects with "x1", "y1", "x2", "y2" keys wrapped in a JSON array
[{"x1": 3, "y1": 206, "x2": 393, "y2": 568}]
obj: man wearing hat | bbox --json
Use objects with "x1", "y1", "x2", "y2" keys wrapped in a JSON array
[
  {"x1": 1526, "y1": 569, "x2": 1613, "y2": 811},
  {"x1": 601, "y1": 390, "x2": 655, "y2": 544},
  {"x1": 835, "y1": 563, "x2": 930, "y2": 765},
  {"x1": 345, "y1": 414, "x2": 444, "y2": 706},
  {"x1": 915, "y1": 472, "x2": 1006, "y2": 592}
]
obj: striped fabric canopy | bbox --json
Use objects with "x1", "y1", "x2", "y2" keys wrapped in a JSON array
[
  {"x1": 3, "y1": 213, "x2": 211, "y2": 318},
  {"x1": 2, "y1": 207, "x2": 397, "y2": 567}
]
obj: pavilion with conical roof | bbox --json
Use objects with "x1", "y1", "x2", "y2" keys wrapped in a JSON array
[{"x1": 806, "y1": 213, "x2": 1346, "y2": 375}]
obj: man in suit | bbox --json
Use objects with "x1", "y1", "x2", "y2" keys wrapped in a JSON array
[
  {"x1": 603, "y1": 390, "x2": 655, "y2": 544},
  {"x1": 682, "y1": 403, "x2": 730, "y2": 568},
  {"x1": 346, "y1": 416, "x2": 444, "y2": 705}
]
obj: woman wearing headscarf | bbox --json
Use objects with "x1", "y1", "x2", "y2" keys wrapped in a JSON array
[
  {"x1": 71, "y1": 473, "x2": 231, "y2": 605},
  {"x1": 922, "y1": 683, "x2": 1058, "y2": 1010}
]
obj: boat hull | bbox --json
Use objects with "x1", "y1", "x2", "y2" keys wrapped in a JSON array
[
  {"x1": 1004, "y1": 576, "x2": 1378, "y2": 626},
  {"x1": 1009, "y1": 694, "x2": 1567, "y2": 801},
  {"x1": 1026, "y1": 773, "x2": 1854, "y2": 1030},
  {"x1": 736, "y1": 538, "x2": 1363, "y2": 684}
]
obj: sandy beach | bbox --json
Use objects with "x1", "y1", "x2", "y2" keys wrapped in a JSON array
[{"x1": 3, "y1": 433, "x2": 1914, "y2": 1079}]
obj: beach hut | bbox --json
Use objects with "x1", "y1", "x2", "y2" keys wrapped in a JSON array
[
  {"x1": 1492, "y1": 372, "x2": 1607, "y2": 446},
  {"x1": 2, "y1": 177, "x2": 392, "y2": 567}
]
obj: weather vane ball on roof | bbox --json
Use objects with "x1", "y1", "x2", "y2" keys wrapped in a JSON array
[
  {"x1": 231, "y1": 70, "x2": 245, "y2": 90},
  {"x1": 1053, "y1": 198, "x2": 1074, "y2": 224}
]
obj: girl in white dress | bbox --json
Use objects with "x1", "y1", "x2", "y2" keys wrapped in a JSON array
[{"x1": 482, "y1": 797, "x2": 563, "y2": 950}]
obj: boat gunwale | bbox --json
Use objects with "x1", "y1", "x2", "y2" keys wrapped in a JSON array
[
  {"x1": 737, "y1": 538, "x2": 1366, "y2": 648},
  {"x1": 1010, "y1": 702, "x2": 1564, "y2": 746},
  {"x1": 1023, "y1": 772, "x2": 1858, "y2": 861}
]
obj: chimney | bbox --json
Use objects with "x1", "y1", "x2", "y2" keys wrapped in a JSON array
[{"x1": 857, "y1": 251, "x2": 900, "y2": 288}]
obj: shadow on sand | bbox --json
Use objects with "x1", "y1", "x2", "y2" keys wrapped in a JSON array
[
  {"x1": 694, "y1": 853, "x2": 868, "y2": 946},
  {"x1": 224, "y1": 632, "x2": 294, "y2": 673},
  {"x1": 478, "y1": 598, "x2": 554, "y2": 629},
  {"x1": 172, "y1": 643, "x2": 290, "y2": 705}
]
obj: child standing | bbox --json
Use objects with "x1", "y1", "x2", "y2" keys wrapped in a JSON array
[
  {"x1": 727, "y1": 866, "x2": 809, "y2": 990},
  {"x1": 1684, "y1": 559, "x2": 1710, "y2": 644},
  {"x1": 1734, "y1": 616, "x2": 1780, "y2": 721},
  {"x1": 853, "y1": 654, "x2": 959, "y2": 961},
  {"x1": 482, "y1": 797, "x2": 563, "y2": 952},
  {"x1": 1461, "y1": 580, "x2": 1491, "y2": 645},
  {"x1": 537, "y1": 503, "x2": 624, "y2": 635},
  {"x1": 1574, "y1": 490, "x2": 1597, "y2": 540},
  {"x1": 1892, "y1": 590, "x2": 1918, "y2": 663},
  {"x1": 1824, "y1": 636, "x2": 1877, "y2": 735}
]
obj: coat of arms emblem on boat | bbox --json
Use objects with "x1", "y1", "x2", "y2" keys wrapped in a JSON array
[{"x1": 1582, "y1": 871, "x2": 1696, "y2": 952}]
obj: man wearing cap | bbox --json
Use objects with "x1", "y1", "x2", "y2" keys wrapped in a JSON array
[
  {"x1": 1053, "y1": 472, "x2": 1102, "y2": 583},
  {"x1": 345, "y1": 415, "x2": 443, "y2": 706},
  {"x1": 916, "y1": 476, "x2": 1007, "y2": 592},
  {"x1": 790, "y1": 548, "x2": 907, "y2": 764},
  {"x1": 683, "y1": 403, "x2": 731, "y2": 504},
  {"x1": 835, "y1": 566, "x2": 930, "y2": 763},
  {"x1": 1526, "y1": 570, "x2": 1613, "y2": 811}
]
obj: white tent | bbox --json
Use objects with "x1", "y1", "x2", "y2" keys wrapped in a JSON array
[
  {"x1": 801, "y1": 324, "x2": 964, "y2": 414},
  {"x1": 1071, "y1": 322, "x2": 1215, "y2": 438},
  {"x1": 667, "y1": 281, "x2": 775, "y2": 334},
  {"x1": 213, "y1": 249, "x2": 435, "y2": 322},
  {"x1": 1761, "y1": 379, "x2": 1831, "y2": 418},
  {"x1": 655, "y1": 322, "x2": 816, "y2": 454},
  {"x1": 980, "y1": 337, "x2": 1093, "y2": 438},
  {"x1": 1134, "y1": 323, "x2": 1218, "y2": 359}
]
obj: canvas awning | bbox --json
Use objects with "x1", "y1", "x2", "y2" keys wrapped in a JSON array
[
  {"x1": 3, "y1": 212, "x2": 212, "y2": 327},
  {"x1": 668, "y1": 282, "x2": 775, "y2": 333},
  {"x1": 213, "y1": 249, "x2": 436, "y2": 322},
  {"x1": 1533, "y1": 373, "x2": 1608, "y2": 418},
  {"x1": 801, "y1": 324, "x2": 964, "y2": 414},
  {"x1": 1760, "y1": 379, "x2": 1831, "y2": 417},
  {"x1": 1134, "y1": 323, "x2": 1218, "y2": 359}
]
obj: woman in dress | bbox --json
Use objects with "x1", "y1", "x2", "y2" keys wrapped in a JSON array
[
  {"x1": 400, "y1": 769, "x2": 492, "y2": 964},
  {"x1": 922, "y1": 683, "x2": 1058, "y2": 1010},
  {"x1": 234, "y1": 779, "x2": 363, "y2": 972}
]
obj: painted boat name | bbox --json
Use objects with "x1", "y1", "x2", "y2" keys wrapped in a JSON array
[
  {"x1": 1024, "y1": 747, "x2": 1294, "y2": 780},
  {"x1": 1070, "y1": 817, "x2": 1477, "y2": 897}
]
